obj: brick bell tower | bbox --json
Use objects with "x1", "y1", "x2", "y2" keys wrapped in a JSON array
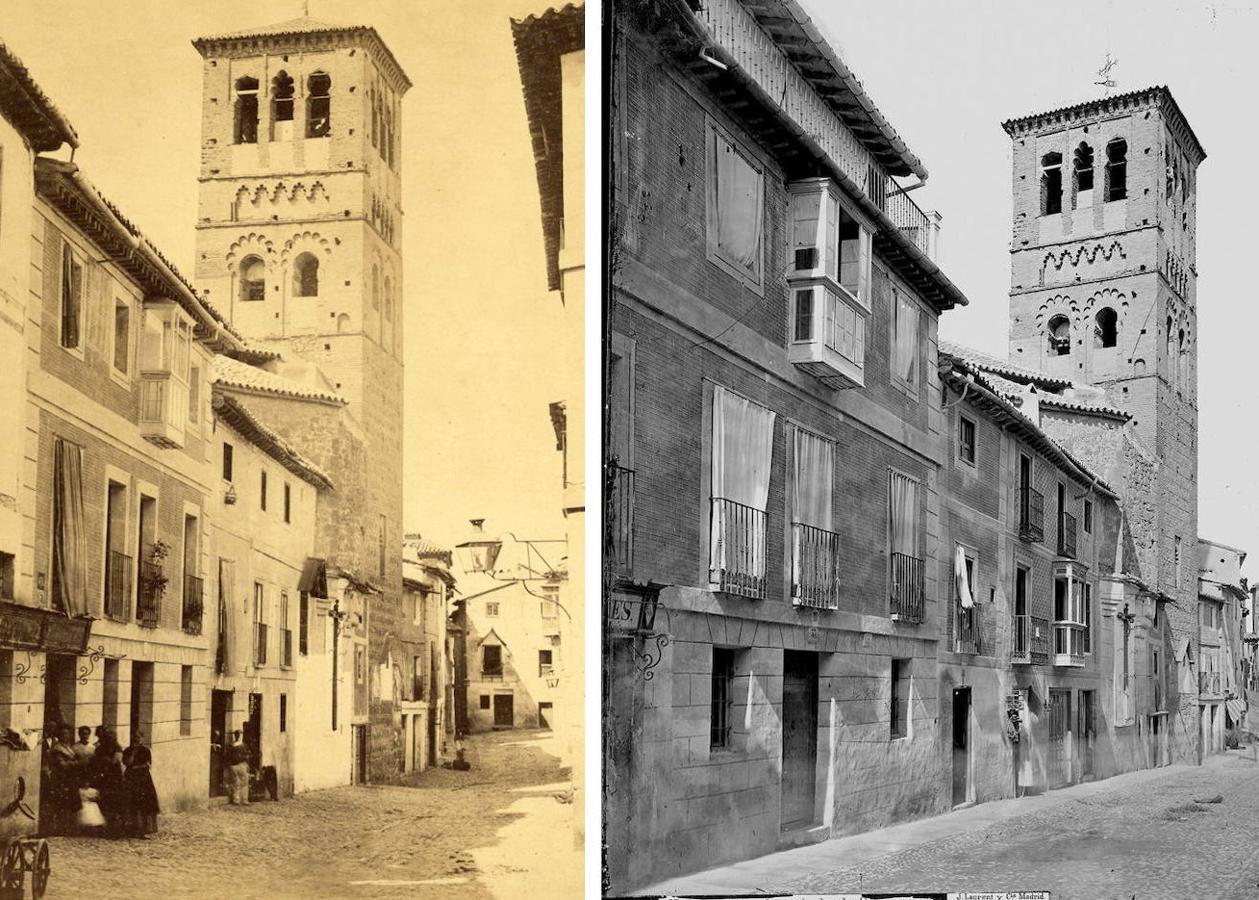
[
  {"x1": 1003, "y1": 87, "x2": 1206, "y2": 760},
  {"x1": 192, "y1": 18, "x2": 411, "y2": 777}
]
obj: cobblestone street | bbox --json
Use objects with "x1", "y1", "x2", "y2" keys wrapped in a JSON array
[
  {"x1": 637, "y1": 752, "x2": 1259, "y2": 900},
  {"x1": 40, "y1": 729, "x2": 580, "y2": 900}
]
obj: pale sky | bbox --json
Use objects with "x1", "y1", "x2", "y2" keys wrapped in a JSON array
[
  {"x1": 4, "y1": 0, "x2": 568, "y2": 552},
  {"x1": 810, "y1": 1, "x2": 1259, "y2": 577}
]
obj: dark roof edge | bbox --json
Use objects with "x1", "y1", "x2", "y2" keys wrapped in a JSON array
[
  {"x1": 212, "y1": 391, "x2": 335, "y2": 491},
  {"x1": 0, "y1": 41, "x2": 79, "y2": 150},
  {"x1": 191, "y1": 25, "x2": 412, "y2": 93},
  {"x1": 940, "y1": 353, "x2": 1119, "y2": 500},
  {"x1": 1001, "y1": 85, "x2": 1205, "y2": 164}
]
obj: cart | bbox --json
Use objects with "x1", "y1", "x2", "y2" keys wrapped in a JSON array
[{"x1": 0, "y1": 776, "x2": 49, "y2": 900}]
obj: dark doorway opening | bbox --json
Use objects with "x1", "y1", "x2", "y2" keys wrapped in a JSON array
[
  {"x1": 781, "y1": 650, "x2": 819, "y2": 830},
  {"x1": 209, "y1": 690, "x2": 231, "y2": 796},
  {"x1": 493, "y1": 694, "x2": 514, "y2": 728},
  {"x1": 952, "y1": 686, "x2": 971, "y2": 806}
]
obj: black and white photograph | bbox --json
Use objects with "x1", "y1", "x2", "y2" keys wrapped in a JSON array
[{"x1": 602, "y1": 1, "x2": 1259, "y2": 898}]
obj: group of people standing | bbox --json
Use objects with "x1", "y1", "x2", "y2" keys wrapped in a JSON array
[{"x1": 41, "y1": 723, "x2": 161, "y2": 838}]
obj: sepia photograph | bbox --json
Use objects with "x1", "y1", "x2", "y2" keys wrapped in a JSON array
[
  {"x1": 602, "y1": 1, "x2": 1259, "y2": 898},
  {"x1": 0, "y1": 1, "x2": 584, "y2": 898}
]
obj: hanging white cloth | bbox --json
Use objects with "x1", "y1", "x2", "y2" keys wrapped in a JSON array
[
  {"x1": 710, "y1": 385, "x2": 776, "y2": 580},
  {"x1": 894, "y1": 292, "x2": 919, "y2": 384},
  {"x1": 888, "y1": 471, "x2": 918, "y2": 557},
  {"x1": 955, "y1": 544, "x2": 973, "y2": 609}
]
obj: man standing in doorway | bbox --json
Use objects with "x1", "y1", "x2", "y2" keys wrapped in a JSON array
[{"x1": 225, "y1": 729, "x2": 251, "y2": 805}]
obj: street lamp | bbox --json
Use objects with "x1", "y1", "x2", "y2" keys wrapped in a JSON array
[{"x1": 454, "y1": 519, "x2": 502, "y2": 575}]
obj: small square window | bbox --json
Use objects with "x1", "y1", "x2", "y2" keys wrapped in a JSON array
[
  {"x1": 486, "y1": 602, "x2": 499, "y2": 617},
  {"x1": 958, "y1": 415, "x2": 976, "y2": 465},
  {"x1": 479, "y1": 695, "x2": 490, "y2": 710}
]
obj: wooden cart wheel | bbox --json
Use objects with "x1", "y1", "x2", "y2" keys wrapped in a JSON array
[
  {"x1": 30, "y1": 840, "x2": 48, "y2": 899},
  {"x1": 0, "y1": 841, "x2": 24, "y2": 895}
]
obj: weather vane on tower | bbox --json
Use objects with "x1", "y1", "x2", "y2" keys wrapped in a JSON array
[{"x1": 1095, "y1": 52, "x2": 1119, "y2": 96}]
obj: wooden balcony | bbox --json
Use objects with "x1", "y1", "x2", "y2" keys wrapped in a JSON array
[{"x1": 138, "y1": 372, "x2": 189, "y2": 449}]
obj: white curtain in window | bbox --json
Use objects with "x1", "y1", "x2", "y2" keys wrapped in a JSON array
[
  {"x1": 713, "y1": 133, "x2": 763, "y2": 274},
  {"x1": 955, "y1": 544, "x2": 973, "y2": 609},
  {"x1": 52, "y1": 438, "x2": 87, "y2": 618},
  {"x1": 792, "y1": 428, "x2": 833, "y2": 529},
  {"x1": 792, "y1": 428, "x2": 834, "y2": 583},
  {"x1": 889, "y1": 471, "x2": 918, "y2": 557},
  {"x1": 710, "y1": 385, "x2": 776, "y2": 577},
  {"x1": 894, "y1": 292, "x2": 919, "y2": 384}
]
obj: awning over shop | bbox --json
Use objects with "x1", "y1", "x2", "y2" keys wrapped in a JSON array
[
  {"x1": 0, "y1": 601, "x2": 91, "y2": 654},
  {"x1": 297, "y1": 557, "x2": 328, "y2": 597}
]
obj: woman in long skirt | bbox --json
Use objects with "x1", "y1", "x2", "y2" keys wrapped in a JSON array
[
  {"x1": 91, "y1": 729, "x2": 127, "y2": 837},
  {"x1": 122, "y1": 731, "x2": 160, "y2": 836}
]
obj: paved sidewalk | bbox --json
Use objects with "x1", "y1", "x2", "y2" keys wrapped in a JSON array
[{"x1": 636, "y1": 752, "x2": 1256, "y2": 898}]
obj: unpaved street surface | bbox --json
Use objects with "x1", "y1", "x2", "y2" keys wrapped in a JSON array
[{"x1": 43, "y1": 729, "x2": 581, "y2": 900}]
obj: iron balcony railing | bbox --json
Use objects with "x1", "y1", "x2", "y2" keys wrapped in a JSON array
[
  {"x1": 182, "y1": 574, "x2": 204, "y2": 635},
  {"x1": 608, "y1": 463, "x2": 635, "y2": 575},
  {"x1": 884, "y1": 181, "x2": 939, "y2": 259},
  {"x1": 889, "y1": 552, "x2": 924, "y2": 623},
  {"x1": 1012, "y1": 614, "x2": 1052, "y2": 664},
  {"x1": 254, "y1": 622, "x2": 268, "y2": 667},
  {"x1": 791, "y1": 522, "x2": 841, "y2": 610},
  {"x1": 136, "y1": 562, "x2": 161, "y2": 627},
  {"x1": 1019, "y1": 486, "x2": 1045, "y2": 543},
  {"x1": 710, "y1": 497, "x2": 767, "y2": 600},
  {"x1": 1200, "y1": 671, "x2": 1222, "y2": 695},
  {"x1": 105, "y1": 550, "x2": 132, "y2": 622},
  {"x1": 1058, "y1": 511, "x2": 1078, "y2": 559},
  {"x1": 955, "y1": 601, "x2": 981, "y2": 655},
  {"x1": 281, "y1": 628, "x2": 293, "y2": 668}
]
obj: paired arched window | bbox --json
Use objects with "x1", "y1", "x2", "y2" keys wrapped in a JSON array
[
  {"x1": 1105, "y1": 139, "x2": 1127, "y2": 202},
  {"x1": 234, "y1": 77, "x2": 259, "y2": 145},
  {"x1": 1095, "y1": 307, "x2": 1118, "y2": 348},
  {"x1": 1073, "y1": 142, "x2": 1094, "y2": 208},
  {"x1": 1048, "y1": 315, "x2": 1071, "y2": 356},
  {"x1": 307, "y1": 72, "x2": 331, "y2": 138},
  {"x1": 1040, "y1": 152, "x2": 1062, "y2": 215},
  {"x1": 272, "y1": 71, "x2": 295, "y2": 136},
  {"x1": 240, "y1": 256, "x2": 266, "y2": 301},
  {"x1": 293, "y1": 253, "x2": 319, "y2": 297}
]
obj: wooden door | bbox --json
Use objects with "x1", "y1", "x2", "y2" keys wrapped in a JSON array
[
  {"x1": 952, "y1": 687, "x2": 971, "y2": 806},
  {"x1": 493, "y1": 694, "x2": 514, "y2": 728},
  {"x1": 1048, "y1": 689, "x2": 1071, "y2": 787},
  {"x1": 781, "y1": 651, "x2": 818, "y2": 830}
]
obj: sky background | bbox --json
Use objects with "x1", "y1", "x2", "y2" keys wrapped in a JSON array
[
  {"x1": 808, "y1": 0, "x2": 1259, "y2": 578},
  {"x1": 3, "y1": 0, "x2": 568, "y2": 552}
]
